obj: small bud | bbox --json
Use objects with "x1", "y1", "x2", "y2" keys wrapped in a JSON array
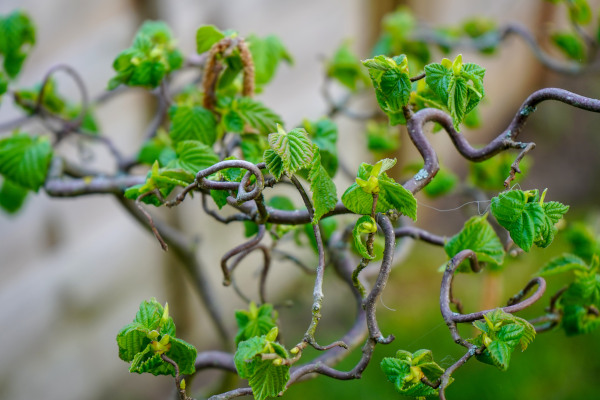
[
  {"x1": 180, "y1": 379, "x2": 186, "y2": 390},
  {"x1": 131, "y1": 57, "x2": 141, "y2": 66},
  {"x1": 272, "y1": 358, "x2": 282, "y2": 366},
  {"x1": 452, "y1": 54, "x2": 463, "y2": 75},
  {"x1": 160, "y1": 302, "x2": 170, "y2": 327},
  {"x1": 290, "y1": 347, "x2": 300, "y2": 355},
  {"x1": 147, "y1": 330, "x2": 159, "y2": 340}
]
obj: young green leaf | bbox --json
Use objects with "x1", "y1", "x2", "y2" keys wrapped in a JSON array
[
  {"x1": 169, "y1": 104, "x2": 218, "y2": 145},
  {"x1": 352, "y1": 215, "x2": 378, "y2": 260},
  {"x1": 234, "y1": 97, "x2": 283, "y2": 134},
  {"x1": 247, "y1": 34, "x2": 293, "y2": 87},
  {"x1": 0, "y1": 133, "x2": 53, "y2": 191},
  {"x1": 567, "y1": 0, "x2": 592, "y2": 25},
  {"x1": 327, "y1": 41, "x2": 369, "y2": 91},
  {"x1": 263, "y1": 149, "x2": 285, "y2": 180},
  {"x1": 363, "y1": 55, "x2": 411, "y2": 124},
  {"x1": 303, "y1": 118, "x2": 339, "y2": 178},
  {"x1": 308, "y1": 148, "x2": 338, "y2": 224},
  {"x1": 0, "y1": 179, "x2": 28, "y2": 213},
  {"x1": 166, "y1": 140, "x2": 219, "y2": 175},
  {"x1": 267, "y1": 125, "x2": 314, "y2": 177},
  {"x1": 0, "y1": 11, "x2": 36, "y2": 78},
  {"x1": 551, "y1": 31, "x2": 586, "y2": 61},
  {"x1": 196, "y1": 25, "x2": 225, "y2": 54},
  {"x1": 137, "y1": 130, "x2": 177, "y2": 166},
  {"x1": 536, "y1": 254, "x2": 589, "y2": 276},
  {"x1": 486, "y1": 340, "x2": 512, "y2": 371},
  {"x1": 366, "y1": 121, "x2": 400, "y2": 153},
  {"x1": 381, "y1": 349, "x2": 448, "y2": 398},
  {"x1": 235, "y1": 302, "x2": 278, "y2": 346},
  {"x1": 444, "y1": 215, "x2": 505, "y2": 271}
]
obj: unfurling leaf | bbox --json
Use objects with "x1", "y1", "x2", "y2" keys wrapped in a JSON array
[
  {"x1": 381, "y1": 349, "x2": 448, "y2": 398},
  {"x1": 353, "y1": 215, "x2": 378, "y2": 259},
  {"x1": 266, "y1": 125, "x2": 314, "y2": 177}
]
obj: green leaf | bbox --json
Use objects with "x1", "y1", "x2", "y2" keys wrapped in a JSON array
[
  {"x1": 0, "y1": 133, "x2": 53, "y2": 191},
  {"x1": 0, "y1": 11, "x2": 36, "y2": 78},
  {"x1": 448, "y1": 75, "x2": 468, "y2": 130},
  {"x1": 235, "y1": 302, "x2": 278, "y2": 346},
  {"x1": 308, "y1": 148, "x2": 337, "y2": 224},
  {"x1": 117, "y1": 322, "x2": 151, "y2": 362},
  {"x1": 109, "y1": 21, "x2": 182, "y2": 89},
  {"x1": 352, "y1": 215, "x2": 378, "y2": 259},
  {"x1": 491, "y1": 189, "x2": 567, "y2": 252},
  {"x1": 565, "y1": 223, "x2": 600, "y2": 263},
  {"x1": 424, "y1": 63, "x2": 452, "y2": 104},
  {"x1": 196, "y1": 25, "x2": 225, "y2": 53},
  {"x1": 169, "y1": 105, "x2": 218, "y2": 145},
  {"x1": 166, "y1": 336, "x2": 197, "y2": 375},
  {"x1": 0, "y1": 179, "x2": 28, "y2": 213},
  {"x1": 167, "y1": 140, "x2": 219, "y2": 175},
  {"x1": 404, "y1": 163, "x2": 456, "y2": 198},
  {"x1": 263, "y1": 149, "x2": 284, "y2": 180},
  {"x1": 248, "y1": 359, "x2": 290, "y2": 400},
  {"x1": 0, "y1": 71, "x2": 8, "y2": 101},
  {"x1": 303, "y1": 118, "x2": 339, "y2": 178},
  {"x1": 445, "y1": 215, "x2": 505, "y2": 270},
  {"x1": 267, "y1": 126, "x2": 314, "y2": 176},
  {"x1": 363, "y1": 55, "x2": 411, "y2": 122},
  {"x1": 241, "y1": 134, "x2": 269, "y2": 164},
  {"x1": 342, "y1": 160, "x2": 417, "y2": 220},
  {"x1": 327, "y1": 41, "x2": 368, "y2": 91},
  {"x1": 562, "y1": 304, "x2": 600, "y2": 335},
  {"x1": 537, "y1": 254, "x2": 589, "y2": 276},
  {"x1": 568, "y1": 0, "x2": 592, "y2": 25},
  {"x1": 381, "y1": 349, "x2": 447, "y2": 398},
  {"x1": 366, "y1": 121, "x2": 400, "y2": 153},
  {"x1": 469, "y1": 152, "x2": 531, "y2": 191},
  {"x1": 234, "y1": 97, "x2": 283, "y2": 134},
  {"x1": 486, "y1": 340, "x2": 512, "y2": 371},
  {"x1": 247, "y1": 34, "x2": 293, "y2": 87},
  {"x1": 551, "y1": 31, "x2": 586, "y2": 61},
  {"x1": 138, "y1": 131, "x2": 177, "y2": 166}
]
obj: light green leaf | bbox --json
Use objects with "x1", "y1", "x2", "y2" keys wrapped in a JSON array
[
  {"x1": 235, "y1": 97, "x2": 283, "y2": 134},
  {"x1": 366, "y1": 121, "x2": 400, "y2": 153},
  {"x1": 486, "y1": 340, "x2": 512, "y2": 371},
  {"x1": 448, "y1": 75, "x2": 468, "y2": 130},
  {"x1": 263, "y1": 149, "x2": 284, "y2": 180},
  {"x1": 445, "y1": 215, "x2": 505, "y2": 270},
  {"x1": 196, "y1": 25, "x2": 225, "y2": 53},
  {"x1": 568, "y1": 0, "x2": 592, "y2": 25},
  {"x1": 327, "y1": 41, "x2": 368, "y2": 91},
  {"x1": 363, "y1": 55, "x2": 411, "y2": 119},
  {"x1": 537, "y1": 254, "x2": 589, "y2": 276},
  {"x1": 167, "y1": 140, "x2": 219, "y2": 175},
  {"x1": 166, "y1": 336, "x2": 197, "y2": 375},
  {"x1": 381, "y1": 349, "x2": 447, "y2": 398},
  {"x1": 308, "y1": 148, "x2": 337, "y2": 224},
  {"x1": 169, "y1": 105, "x2": 218, "y2": 145},
  {"x1": 267, "y1": 126, "x2": 314, "y2": 176},
  {"x1": 353, "y1": 215, "x2": 378, "y2": 260},
  {"x1": 551, "y1": 31, "x2": 586, "y2": 61},
  {"x1": 247, "y1": 34, "x2": 293, "y2": 86},
  {"x1": 0, "y1": 133, "x2": 53, "y2": 191},
  {"x1": 0, "y1": 179, "x2": 28, "y2": 213},
  {"x1": 424, "y1": 63, "x2": 452, "y2": 104},
  {"x1": 543, "y1": 201, "x2": 570, "y2": 224},
  {"x1": 303, "y1": 118, "x2": 339, "y2": 178},
  {"x1": 0, "y1": 11, "x2": 36, "y2": 78},
  {"x1": 235, "y1": 302, "x2": 278, "y2": 346},
  {"x1": 248, "y1": 357, "x2": 290, "y2": 400}
]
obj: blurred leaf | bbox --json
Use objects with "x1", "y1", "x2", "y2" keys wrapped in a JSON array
[
  {"x1": 0, "y1": 133, "x2": 53, "y2": 191},
  {"x1": 551, "y1": 31, "x2": 586, "y2": 61}
]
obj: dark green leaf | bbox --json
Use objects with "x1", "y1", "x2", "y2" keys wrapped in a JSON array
[
  {"x1": 0, "y1": 179, "x2": 28, "y2": 213},
  {"x1": 551, "y1": 31, "x2": 586, "y2": 61},
  {"x1": 308, "y1": 148, "x2": 337, "y2": 224},
  {"x1": 169, "y1": 105, "x2": 218, "y2": 145},
  {"x1": 445, "y1": 215, "x2": 505, "y2": 270},
  {"x1": 0, "y1": 133, "x2": 53, "y2": 191},
  {"x1": 424, "y1": 63, "x2": 452, "y2": 104},
  {"x1": 0, "y1": 11, "x2": 36, "y2": 78}
]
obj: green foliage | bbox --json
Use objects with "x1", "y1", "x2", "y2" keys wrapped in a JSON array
[
  {"x1": 196, "y1": 25, "x2": 226, "y2": 53},
  {"x1": 235, "y1": 302, "x2": 278, "y2": 346},
  {"x1": 169, "y1": 104, "x2": 218, "y2": 145},
  {"x1": 108, "y1": 21, "x2": 183, "y2": 89},
  {"x1": 424, "y1": 54, "x2": 485, "y2": 130},
  {"x1": 0, "y1": 71, "x2": 8, "y2": 102},
  {"x1": 303, "y1": 118, "x2": 338, "y2": 178},
  {"x1": 469, "y1": 309, "x2": 536, "y2": 371},
  {"x1": 352, "y1": 215, "x2": 378, "y2": 259},
  {"x1": 221, "y1": 97, "x2": 283, "y2": 135},
  {"x1": 124, "y1": 161, "x2": 194, "y2": 206},
  {"x1": 404, "y1": 163, "x2": 457, "y2": 198},
  {"x1": 247, "y1": 34, "x2": 293, "y2": 87},
  {"x1": 551, "y1": 31, "x2": 586, "y2": 61},
  {"x1": 366, "y1": 121, "x2": 400, "y2": 153},
  {"x1": 342, "y1": 158, "x2": 417, "y2": 220},
  {"x1": 327, "y1": 41, "x2": 368, "y2": 91},
  {"x1": 0, "y1": 178, "x2": 28, "y2": 213},
  {"x1": 462, "y1": 17, "x2": 498, "y2": 54},
  {"x1": 565, "y1": 223, "x2": 600, "y2": 263},
  {"x1": 0, "y1": 10, "x2": 36, "y2": 78},
  {"x1": 137, "y1": 130, "x2": 177, "y2": 166},
  {"x1": 490, "y1": 189, "x2": 569, "y2": 252},
  {"x1": 536, "y1": 254, "x2": 588, "y2": 276},
  {"x1": 167, "y1": 140, "x2": 220, "y2": 175},
  {"x1": 444, "y1": 215, "x2": 505, "y2": 271},
  {"x1": 363, "y1": 54, "x2": 412, "y2": 125},
  {"x1": 381, "y1": 349, "x2": 447, "y2": 398},
  {"x1": 308, "y1": 147, "x2": 338, "y2": 224},
  {"x1": 265, "y1": 125, "x2": 314, "y2": 178},
  {"x1": 0, "y1": 133, "x2": 53, "y2": 192},
  {"x1": 234, "y1": 328, "x2": 290, "y2": 400},
  {"x1": 567, "y1": 0, "x2": 592, "y2": 25},
  {"x1": 117, "y1": 298, "x2": 197, "y2": 376}
]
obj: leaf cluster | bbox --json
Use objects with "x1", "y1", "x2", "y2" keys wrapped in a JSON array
[
  {"x1": 108, "y1": 21, "x2": 183, "y2": 89},
  {"x1": 468, "y1": 309, "x2": 536, "y2": 371},
  {"x1": 380, "y1": 349, "x2": 448, "y2": 399},
  {"x1": 490, "y1": 189, "x2": 569, "y2": 252},
  {"x1": 116, "y1": 298, "x2": 197, "y2": 376}
]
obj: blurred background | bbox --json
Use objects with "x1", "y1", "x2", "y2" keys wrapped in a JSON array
[{"x1": 0, "y1": 0, "x2": 599, "y2": 399}]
